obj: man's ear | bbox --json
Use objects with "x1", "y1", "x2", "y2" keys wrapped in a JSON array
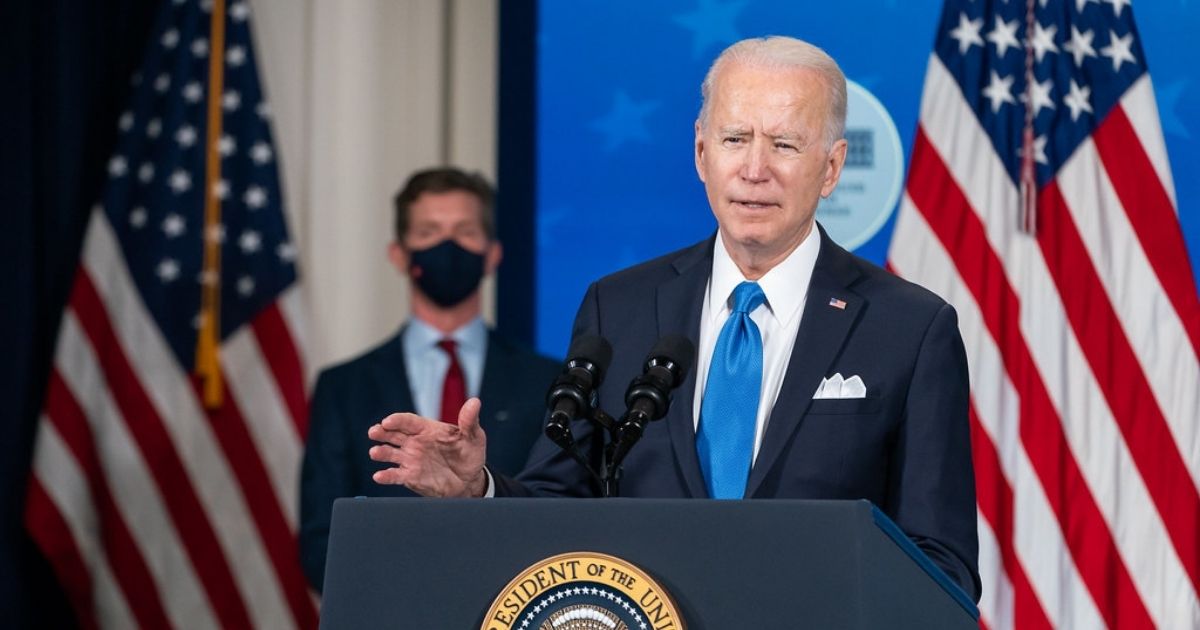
[
  {"x1": 820, "y1": 138, "x2": 849, "y2": 198},
  {"x1": 694, "y1": 119, "x2": 708, "y2": 183},
  {"x1": 484, "y1": 240, "x2": 503, "y2": 276},
  {"x1": 387, "y1": 241, "x2": 411, "y2": 277}
]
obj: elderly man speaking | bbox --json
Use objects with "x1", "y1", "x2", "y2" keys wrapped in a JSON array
[{"x1": 367, "y1": 36, "x2": 980, "y2": 601}]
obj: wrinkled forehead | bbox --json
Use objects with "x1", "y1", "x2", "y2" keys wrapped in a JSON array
[{"x1": 707, "y1": 63, "x2": 831, "y2": 130}]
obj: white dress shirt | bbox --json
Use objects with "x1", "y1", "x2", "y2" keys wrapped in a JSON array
[
  {"x1": 692, "y1": 227, "x2": 821, "y2": 462},
  {"x1": 401, "y1": 316, "x2": 488, "y2": 419}
]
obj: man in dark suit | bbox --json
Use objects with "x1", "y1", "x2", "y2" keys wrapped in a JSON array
[
  {"x1": 367, "y1": 38, "x2": 980, "y2": 600},
  {"x1": 299, "y1": 167, "x2": 560, "y2": 591}
]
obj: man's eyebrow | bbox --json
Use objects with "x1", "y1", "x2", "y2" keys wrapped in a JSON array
[{"x1": 717, "y1": 126, "x2": 750, "y2": 135}]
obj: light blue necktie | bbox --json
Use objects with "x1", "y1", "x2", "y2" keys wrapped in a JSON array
[{"x1": 697, "y1": 281, "x2": 765, "y2": 499}]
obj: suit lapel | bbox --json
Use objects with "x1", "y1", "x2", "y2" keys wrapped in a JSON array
[
  {"x1": 478, "y1": 331, "x2": 507, "y2": 432},
  {"x1": 656, "y1": 237, "x2": 714, "y2": 498},
  {"x1": 746, "y1": 227, "x2": 865, "y2": 497},
  {"x1": 371, "y1": 328, "x2": 416, "y2": 416}
]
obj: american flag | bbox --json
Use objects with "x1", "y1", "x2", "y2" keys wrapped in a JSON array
[
  {"x1": 889, "y1": 0, "x2": 1200, "y2": 628},
  {"x1": 23, "y1": 0, "x2": 316, "y2": 628}
]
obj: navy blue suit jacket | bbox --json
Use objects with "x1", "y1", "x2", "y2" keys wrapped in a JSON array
[
  {"x1": 495, "y1": 227, "x2": 981, "y2": 600},
  {"x1": 299, "y1": 328, "x2": 560, "y2": 591}
]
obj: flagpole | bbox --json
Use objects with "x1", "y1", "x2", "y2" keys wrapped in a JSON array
[{"x1": 197, "y1": 0, "x2": 227, "y2": 408}]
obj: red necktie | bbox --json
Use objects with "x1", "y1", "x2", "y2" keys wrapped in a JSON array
[{"x1": 437, "y1": 339, "x2": 466, "y2": 424}]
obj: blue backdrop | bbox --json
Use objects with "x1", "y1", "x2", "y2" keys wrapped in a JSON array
[{"x1": 534, "y1": 0, "x2": 1200, "y2": 357}]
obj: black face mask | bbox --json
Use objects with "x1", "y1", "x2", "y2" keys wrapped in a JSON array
[{"x1": 408, "y1": 239, "x2": 486, "y2": 307}]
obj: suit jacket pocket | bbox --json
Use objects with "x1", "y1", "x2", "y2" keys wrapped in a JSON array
[{"x1": 807, "y1": 396, "x2": 882, "y2": 415}]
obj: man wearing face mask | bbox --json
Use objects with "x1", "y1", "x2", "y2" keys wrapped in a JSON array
[{"x1": 298, "y1": 167, "x2": 560, "y2": 591}]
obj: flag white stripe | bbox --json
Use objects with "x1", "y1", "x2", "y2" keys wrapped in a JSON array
[
  {"x1": 56, "y1": 311, "x2": 218, "y2": 630},
  {"x1": 80, "y1": 214, "x2": 295, "y2": 629},
  {"x1": 1121, "y1": 76, "x2": 1178, "y2": 211},
  {"x1": 32, "y1": 420, "x2": 138, "y2": 630},
  {"x1": 222, "y1": 326, "x2": 303, "y2": 529},
  {"x1": 918, "y1": 55, "x2": 1199, "y2": 627},
  {"x1": 892, "y1": 198, "x2": 1103, "y2": 629},
  {"x1": 1058, "y1": 136, "x2": 1200, "y2": 484},
  {"x1": 975, "y1": 512, "x2": 1015, "y2": 630}
]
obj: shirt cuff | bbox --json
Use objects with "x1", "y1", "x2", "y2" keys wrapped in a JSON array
[{"x1": 482, "y1": 466, "x2": 496, "y2": 498}]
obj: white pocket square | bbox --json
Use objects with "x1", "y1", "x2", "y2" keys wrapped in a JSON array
[{"x1": 813, "y1": 373, "x2": 867, "y2": 399}]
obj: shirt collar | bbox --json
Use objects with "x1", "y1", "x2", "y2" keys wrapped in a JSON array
[
  {"x1": 404, "y1": 315, "x2": 488, "y2": 353},
  {"x1": 709, "y1": 224, "x2": 821, "y2": 329}
]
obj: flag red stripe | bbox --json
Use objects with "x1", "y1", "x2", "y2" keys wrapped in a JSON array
[
  {"x1": 24, "y1": 477, "x2": 100, "y2": 630},
  {"x1": 42, "y1": 368, "x2": 174, "y2": 630},
  {"x1": 1092, "y1": 106, "x2": 1200, "y2": 359},
  {"x1": 198, "y1": 375, "x2": 318, "y2": 629},
  {"x1": 970, "y1": 404, "x2": 1054, "y2": 630},
  {"x1": 251, "y1": 303, "x2": 308, "y2": 438},
  {"x1": 1037, "y1": 181, "x2": 1200, "y2": 593},
  {"x1": 907, "y1": 128, "x2": 1154, "y2": 628},
  {"x1": 70, "y1": 271, "x2": 255, "y2": 630}
]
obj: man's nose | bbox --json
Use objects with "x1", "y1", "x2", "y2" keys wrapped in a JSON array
[{"x1": 740, "y1": 141, "x2": 771, "y2": 182}]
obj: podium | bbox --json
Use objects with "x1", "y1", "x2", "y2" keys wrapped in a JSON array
[{"x1": 320, "y1": 497, "x2": 978, "y2": 629}]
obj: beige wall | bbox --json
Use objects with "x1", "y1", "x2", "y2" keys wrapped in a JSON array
[{"x1": 250, "y1": 0, "x2": 499, "y2": 374}]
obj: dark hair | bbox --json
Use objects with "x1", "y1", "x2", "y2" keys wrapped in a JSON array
[{"x1": 393, "y1": 167, "x2": 496, "y2": 242}]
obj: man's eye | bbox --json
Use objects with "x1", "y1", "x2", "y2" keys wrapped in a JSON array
[
  {"x1": 723, "y1": 136, "x2": 743, "y2": 144},
  {"x1": 776, "y1": 142, "x2": 797, "y2": 151}
]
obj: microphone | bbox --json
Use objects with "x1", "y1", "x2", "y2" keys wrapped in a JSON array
[
  {"x1": 544, "y1": 335, "x2": 613, "y2": 447},
  {"x1": 615, "y1": 334, "x2": 695, "y2": 449}
]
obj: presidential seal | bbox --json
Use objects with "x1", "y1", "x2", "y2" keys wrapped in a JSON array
[{"x1": 482, "y1": 552, "x2": 684, "y2": 630}]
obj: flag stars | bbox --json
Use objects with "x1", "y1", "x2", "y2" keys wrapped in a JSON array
[
  {"x1": 239, "y1": 230, "x2": 262, "y2": 254},
  {"x1": 108, "y1": 155, "x2": 128, "y2": 177},
  {"x1": 130, "y1": 207, "x2": 148, "y2": 229},
  {"x1": 223, "y1": 90, "x2": 241, "y2": 112},
  {"x1": 230, "y1": 1, "x2": 250, "y2": 21},
  {"x1": 213, "y1": 179, "x2": 230, "y2": 200},
  {"x1": 986, "y1": 16, "x2": 1021, "y2": 58},
  {"x1": 157, "y1": 258, "x2": 181, "y2": 283},
  {"x1": 1074, "y1": 0, "x2": 1098, "y2": 12},
  {"x1": 949, "y1": 13, "x2": 984, "y2": 54},
  {"x1": 207, "y1": 223, "x2": 226, "y2": 244},
  {"x1": 1100, "y1": 30, "x2": 1137, "y2": 72},
  {"x1": 243, "y1": 185, "x2": 267, "y2": 209},
  {"x1": 191, "y1": 38, "x2": 209, "y2": 58},
  {"x1": 175, "y1": 125, "x2": 197, "y2": 148},
  {"x1": 1103, "y1": 0, "x2": 1131, "y2": 18},
  {"x1": 1029, "y1": 22, "x2": 1059, "y2": 63},
  {"x1": 276, "y1": 241, "x2": 297, "y2": 262},
  {"x1": 154, "y1": 73, "x2": 171, "y2": 93},
  {"x1": 1064, "y1": 26, "x2": 1097, "y2": 67},
  {"x1": 118, "y1": 112, "x2": 134, "y2": 132},
  {"x1": 250, "y1": 142, "x2": 273, "y2": 164},
  {"x1": 184, "y1": 81, "x2": 204, "y2": 103},
  {"x1": 226, "y1": 45, "x2": 246, "y2": 67},
  {"x1": 138, "y1": 163, "x2": 155, "y2": 183},
  {"x1": 255, "y1": 101, "x2": 271, "y2": 120},
  {"x1": 1021, "y1": 135, "x2": 1050, "y2": 165},
  {"x1": 147, "y1": 118, "x2": 162, "y2": 138},
  {"x1": 237, "y1": 276, "x2": 256, "y2": 297},
  {"x1": 1064, "y1": 79, "x2": 1094, "y2": 121},
  {"x1": 218, "y1": 134, "x2": 237, "y2": 157},
  {"x1": 1026, "y1": 77, "x2": 1055, "y2": 117},
  {"x1": 982, "y1": 71, "x2": 1016, "y2": 113},
  {"x1": 162, "y1": 213, "x2": 186, "y2": 238},
  {"x1": 169, "y1": 169, "x2": 192, "y2": 193},
  {"x1": 161, "y1": 28, "x2": 179, "y2": 49}
]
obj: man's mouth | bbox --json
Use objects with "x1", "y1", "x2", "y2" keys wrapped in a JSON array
[{"x1": 731, "y1": 199, "x2": 778, "y2": 210}]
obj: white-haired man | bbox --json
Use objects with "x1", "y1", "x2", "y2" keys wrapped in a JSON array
[{"x1": 367, "y1": 36, "x2": 980, "y2": 600}]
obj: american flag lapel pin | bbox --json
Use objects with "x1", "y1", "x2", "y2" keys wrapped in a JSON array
[{"x1": 828, "y1": 297, "x2": 847, "y2": 310}]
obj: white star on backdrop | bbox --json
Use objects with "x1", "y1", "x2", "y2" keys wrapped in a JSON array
[
  {"x1": 244, "y1": 185, "x2": 267, "y2": 209},
  {"x1": 1103, "y1": 0, "x2": 1131, "y2": 18},
  {"x1": 1026, "y1": 77, "x2": 1055, "y2": 116},
  {"x1": 138, "y1": 163, "x2": 155, "y2": 183},
  {"x1": 162, "y1": 213, "x2": 186, "y2": 238},
  {"x1": 157, "y1": 258, "x2": 180, "y2": 282},
  {"x1": 191, "y1": 38, "x2": 209, "y2": 58},
  {"x1": 108, "y1": 156, "x2": 127, "y2": 177},
  {"x1": 1064, "y1": 79, "x2": 1094, "y2": 121},
  {"x1": 982, "y1": 71, "x2": 1016, "y2": 112},
  {"x1": 223, "y1": 90, "x2": 241, "y2": 112},
  {"x1": 1064, "y1": 26, "x2": 1097, "y2": 67},
  {"x1": 169, "y1": 169, "x2": 192, "y2": 193},
  {"x1": 950, "y1": 13, "x2": 984, "y2": 54},
  {"x1": 226, "y1": 45, "x2": 246, "y2": 67},
  {"x1": 1030, "y1": 22, "x2": 1059, "y2": 63},
  {"x1": 130, "y1": 207, "x2": 148, "y2": 229},
  {"x1": 239, "y1": 230, "x2": 261, "y2": 253},
  {"x1": 218, "y1": 134, "x2": 237, "y2": 157},
  {"x1": 161, "y1": 29, "x2": 179, "y2": 49},
  {"x1": 184, "y1": 81, "x2": 203, "y2": 103},
  {"x1": 118, "y1": 112, "x2": 134, "y2": 131},
  {"x1": 230, "y1": 2, "x2": 250, "y2": 21},
  {"x1": 237, "y1": 276, "x2": 255, "y2": 297},
  {"x1": 147, "y1": 118, "x2": 162, "y2": 138},
  {"x1": 175, "y1": 125, "x2": 197, "y2": 148},
  {"x1": 250, "y1": 142, "x2": 273, "y2": 164},
  {"x1": 154, "y1": 73, "x2": 171, "y2": 93},
  {"x1": 1100, "y1": 30, "x2": 1137, "y2": 72},
  {"x1": 987, "y1": 16, "x2": 1021, "y2": 57}
]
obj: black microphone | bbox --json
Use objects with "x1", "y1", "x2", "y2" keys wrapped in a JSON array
[
  {"x1": 615, "y1": 334, "x2": 695, "y2": 448},
  {"x1": 545, "y1": 335, "x2": 613, "y2": 446}
]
